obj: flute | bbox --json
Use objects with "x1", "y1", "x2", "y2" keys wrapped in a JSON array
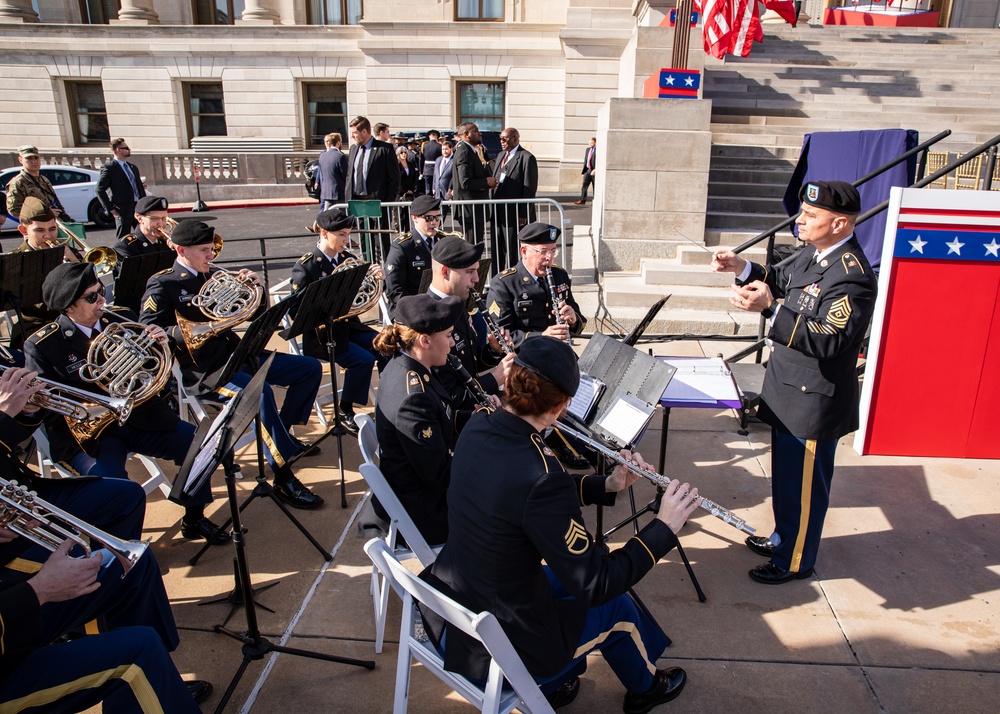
[{"x1": 554, "y1": 419, "x2": 756, "y2": 535}]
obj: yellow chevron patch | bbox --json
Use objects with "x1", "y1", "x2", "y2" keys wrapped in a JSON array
[
  {"x1": 564, "y1": 519, "x2": 590, "y2": 555},
  {"x1": 142, "y1": 296, "x2": 157, "y2": 313},
  {"x1": 489, "y1": 300, "x2": 501, "y2": 318},
  {"x1": 826, "y1": 296, "x2": 851, "y2": 329}
]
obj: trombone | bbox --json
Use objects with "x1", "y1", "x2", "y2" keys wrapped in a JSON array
[
  {"x1": 49, "y1": 219, "x2": 118, "y2": 276},
  {"x1": 0, "y1": 364, "x2": 133, "y2": 426}
]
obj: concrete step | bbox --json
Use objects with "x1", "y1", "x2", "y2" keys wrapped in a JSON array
[
  {"x1": 710, "y1": 144, "x2": 801, "y2": 161},
  {"x1": 640, "y1": 260, "x2": 734, "y2": 287},
  {"x1": 706, "y1": 210, "x2": 792, "y2": 231},
  {"x1": 709, "y1": 168, "x2": 794, "y2": 185},
  {"x1": 708, "y1": 181, "x2": 787, "y2": 198},
  {"x1": 707, "y1": 195, "x2": 788, "y2": 214},
  {"x1": 703, "y1": 230, "x2": 798, "y2": 248}
]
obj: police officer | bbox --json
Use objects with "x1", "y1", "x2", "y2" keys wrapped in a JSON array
[
  {"x1": 372, "y1": 293, "x2": 464, "y2": 546},
  {"x1": 110, "y1": 194, "x2": 173, "y2": 276},
  {"x1": 485, "y1": 222, "x2": 585, "y2": 348},
  {"x1": 712, "y1": 179, "x2": 877, "y2": 585},
  {"x1": 139, "y1": 220, "x2": 325, "y2": 509},
  {"x1": 289, "y1": 207, "x2": 386, "y2": 436},
  {"x1": 383, "y1": 194, "x2": 450, "y2": 315},
  {"x1": 24, "y1": 262, "x2": 227, "y2": 544},
  {"x1": 422, "y1": 336, "x2": 699, "y2": 712},
  {"x1": 426, "y1": 234, "x2": 513, "y2": 410}
]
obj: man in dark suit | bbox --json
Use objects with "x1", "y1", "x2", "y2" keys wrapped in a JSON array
[
  {"x1": 97, "y1": 138, "x2": 146, "y2": 241},
  {"x1": 491, "y1": 128, "x2": 539, "y2": 271},
  {"x1": 346, "y1": 116, "x2": 400, "y2": 258},
  {"x1": 712, "y1": 180, "x2": 877, "y2": 585},
  {"x1": 421, "y1": 130, "x2": 443, "y2": 196},
  {"x1": 452, "y1": 122, "x2": 497, "y2": 245},
  {"x1": 575, "y1": 137, "x2": 597, "y2": 205},
  {"x1": 432, "y1": 140, "x2": 454, "y2": 203},
  {"x1": 316, "y1": 132, "x2": 348, "y2": 210}
]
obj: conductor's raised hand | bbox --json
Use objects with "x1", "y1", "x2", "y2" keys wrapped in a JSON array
[
  {"x1": 711, "y1": 249, "x2": 746, "y2": 276},
  {"x1": 655, "y1": 479, "x2": 701, "y2": 534}
]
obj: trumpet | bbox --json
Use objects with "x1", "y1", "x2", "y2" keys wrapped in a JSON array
[
  {"x1": 164, "y1": 217, "x2": 223, "y2": 258},
  {"x1": 553, "y1": 420, "x2": 757, "y2": 536},
  {"x1": 0, "y1": 477, "x2": 147, "y2": 577},
  {"x1": 0, "y1": 364, "x2": 133, "y2": 425}
]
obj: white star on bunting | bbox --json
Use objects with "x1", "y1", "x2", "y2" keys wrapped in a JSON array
[
  {"x1": 908, "y1": 235, "x2": 927, "y2": 254},
  {"x1": 664, "y1": 75, "x2": 675, "y2": 85},
  {"x1": 684, "y1": 76, "x2": 695, "y2": 86},
  {"x1": 946, "y1": 237, "x2": 965, "y2": 255},
  {"x1": 984, "y1": 239, "x2": 1000, "y2": 258}
]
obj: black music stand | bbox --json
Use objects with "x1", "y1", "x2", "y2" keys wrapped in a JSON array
[
  {"x1": 188, "y1": 299, "x2": 331, "y2": 567},
  {"x1": 173, "y1": 356, "x2": 373, "y2": 714},
  {"x1": 112, "y1": 252, "x2": 175, "y2": 314},
  {"x1": 280, "y1": 263, "x2": 368, "y2": 508},
  {"x1": 0, "y1": 247, "x2": 63, "y2": 336}
]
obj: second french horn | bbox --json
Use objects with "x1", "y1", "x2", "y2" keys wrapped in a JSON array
[{"x1": 333, "y1": 258, "x2": 383, "y2": 319}]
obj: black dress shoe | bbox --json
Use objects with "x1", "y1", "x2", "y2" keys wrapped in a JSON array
[
  {"x1": 336, "y1": 408, "x2": 360, "y2": 436},
  {"x1": 292, "y1": 437, "x2": 321, "y2": 457},
  {"x1": 745, "y1": 535, "x2": 776, "y2": 558},
  {"x1": 749, "y1": 561, "x2": 813, "y2": 585},
  {"x1": 180, "y1": 517, "x2": 230, "y2": 545},
  {"x1": 274, "y1": 475, "x2": 325, "y2": 509},
  {"x1": 623, "y1": 667, "x2": 687, "y2": 714},
  {"x1": 185, "y1": 679, "x2": 213, "y2": 704},
  {"x1": 546, "y1": 676, "x2": 580, "y2": 709}
]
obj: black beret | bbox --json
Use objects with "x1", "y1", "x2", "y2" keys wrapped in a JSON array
[
  {"x1": 514, "y1": 335, "x2": 580, "y2": 397},
  {"x1": 394, "y1": 294, "x2": 463, "y2": 335},
  {"x1": 42, "y1": 262, "x2": 99, "y2": 312},
  {"x1": 432, "y1": 235, "x2": 483, "y2": 269},
  {"x1": 410, "y1": 195, "x2": 441, "y2": 216},
  {"x1": 135, "y1": 195, "x2": 168, "y2": 214},
  {"x1": 316, "y1": 207, "x2": 357, "y2": 232},
  {"x1": 169, "y1": 219, "x2": 215, "y2": 246},
  {"x1": 798, "y1": 180, "x2": 861, "y2": 215},
  {"x1": 518, "y1": 222, "x2": 561, "y2": 245}
]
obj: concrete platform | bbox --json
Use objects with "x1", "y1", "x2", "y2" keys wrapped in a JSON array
[{"x1": 82, "y1": 337, "x2": 999, "y2": 713}]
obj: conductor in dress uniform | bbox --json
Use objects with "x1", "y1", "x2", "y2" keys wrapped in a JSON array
[
  {"x1": 383, "y1": 194, "x2": 449, "y2": 316},
  {"x1": 421, "y1": 336, "x2": 700, "y2": 712},
  {"x1": 712, "y1": 180, "x2": 877, "y2": 585}
]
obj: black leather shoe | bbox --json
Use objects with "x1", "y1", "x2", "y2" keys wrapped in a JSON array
[
  {"x1": 274, "y1": 475, "x2": 324, "y2": 509},
  {"x1": 749, "y1": 561, "x2": 813, "y2": 585},
  {"x1": 185, "y1": 679, "x2": 213, "y2": 704},
  {"x1": 336, "y1": 408, "x2": 360, "y2": 436},
  {"x1": 745, "y1": 535, "x2": 776, "y2": 558},
  {"x1": 623, "y1": 667, "x2": 687, "y2": 714},
  {"x1": 180, "y1": 517, "x2": 230, "y2": 545},
  {"x1": 292, "y1": 437, "x2": 321, "y2": 457},
  {"x1": 546, "y1": 676, "x2": 580, "y2": 709}
]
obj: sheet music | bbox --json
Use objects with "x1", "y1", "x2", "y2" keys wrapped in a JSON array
[
  {"x1": 596, "y1": 392, "x2": 654, "y2": 446},
  {"x1": 183, "y1": 393, "x2": 237, "y2": 495},
  {"x1": 567, "y1": 372, "x2": 604, "y2": 422},
  {"x1": 661, "y1": 357, "x2": 739, "y2": 403}
]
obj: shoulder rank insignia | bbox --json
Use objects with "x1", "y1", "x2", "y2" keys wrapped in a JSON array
[
  {"x1": 406, "y1": 370, "x2": 424, "y2": 393},
  {"x1": 488, "y1": 300, "x2": 501, "y2": 318},
  {"x1": 497, "y1": 267, "x2": 516, "y2": 279},
  {"x1": 152, "y1": 267, "x2": 173, "y2": 278},
  {"x1": 564, "y1": 519, "x2": 589, "y2": 555},
  {"x1": 124, "y1": 234, "x2": 139, "y2": 244},
  {"x1": 842, "y1": 252, "x2": 864, "y2": 274},
  {"x1": 142, "y1": 296, "x2": 157, "y2": 313},
  {"x1": 30, "y1": 323, "x2": 58, "y2": 344},
  {"x1": 300, "y1": 252, "x2": 313, "y2": 263},
  {"x1": 393, "y1": 232, "x2": 413, "y2": 245},
  {"x1": 419, "y1": 426, "x2": 434, "y2": 440},
  {"x1": 826, "y1": 296, "x2": 852, "y2": 329}
]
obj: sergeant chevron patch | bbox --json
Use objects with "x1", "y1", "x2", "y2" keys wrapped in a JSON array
[
  {"x1": 564, "y1": 519, "x2": 589, "y2": 555},
  {"x1": 826, "y1": 296, "x2": 851, "y2": 329},
  {"x1": 142, "y1": 296, "x2": 157, "y2": 313}
]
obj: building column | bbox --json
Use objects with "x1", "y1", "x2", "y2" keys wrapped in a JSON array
[
  {"x1": 112, "y1": 0, "x2": 160, "y2": 24},
  {"x1": 238, "y1": 0, "x2": 281, "y2": 24},
  {"x1": 0, "y1": 0, "x2": 40, "y2": 22}
]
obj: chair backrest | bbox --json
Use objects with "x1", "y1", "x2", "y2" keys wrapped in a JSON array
[
  {"x1": 359, "y1": 463, "x2": 437, "y2": 567},
  {"x1": 955, "y1": 153, "x2": 984, "y2": 190},
  {"x1": 364, "y1": 539, "x2": 554, "y2": 714},
  {"x1": 925, "y1": 151, "x2": 949, "y2": 189},
  {"x1": 355, "y1": 413, "x2": 379, "y2": 465}
]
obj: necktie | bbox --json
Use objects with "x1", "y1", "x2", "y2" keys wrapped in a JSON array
[
  {"x1": 501, "y1": 151, "x2": 509, "y2": 168},
  {"x1": 123, "y1": 162, "x2": 140, "y2": 201},
  {"x1": 586, "y1": 149, "x2": 593, "y2": 171},
  {"x1": 354, "y1": 145, "x2": 367, "y2": 195}
]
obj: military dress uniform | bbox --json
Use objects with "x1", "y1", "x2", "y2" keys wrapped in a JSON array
[
  {"x1": 373, "y1": 352, "x2": 456, "y2": 546},
  {"x1": 111, "y1": 229, "x2": 172, "y2": 276},
  {"x1": 383, "y1": 229, "x2": 442, "y2": 315},
  {"x1": 422, "y1": 407, "x2": 678, "y2": 693},
  {"x1": 486, "y1": 262, "x2": 585, "y2": 348},
  {"x1": 743, "y1": 235, "x2": 877, "y2": 575}
]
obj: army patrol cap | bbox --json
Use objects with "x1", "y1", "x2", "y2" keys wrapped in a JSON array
[
  {"x1": 17, "y1": 145, "x2": 40, "y2": 158},
  {"x1": 514, "y1": 335, "x2": 580, "y2": 397},
  {"x1": 518, "y1": 222, "x2": 561, "y2": 245},
  {"x1": 169, "y1": 219, "x2": 215, "y2": 246},
  {"x1": 19, "y1": 196, "x2": 55, "y2": 223},
  {"x1": 135, "y1": 195, "x2": 168, "y2": 214},
  {"x1": 42, "y1": 262, "x2": 99, "y2": 312},
  {"x1": 431, "y1": 235, "x2": 483, "y2": 269},
  {"x1": 409, "y1": 194, "x2": 441, "y2": 217},
  {"x1": 394, "y1": 294, "x2": 463, "y2": 335},
  {"x1": 799, "y1": 180, "x2": 861, "y2": 215},
  {"x1": 316, "y1": 207, "x2": 358, "y2": 232}
]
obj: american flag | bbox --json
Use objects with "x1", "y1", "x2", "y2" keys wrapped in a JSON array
[{"x1": 698, "y1": 0, "x2": 763, "y2": 59}]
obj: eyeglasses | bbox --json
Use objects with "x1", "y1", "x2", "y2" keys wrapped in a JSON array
[
  {"x1": 527, "y1": 246, "x2": 559, "y2": 257},
  {"x1": 81, "y1": 284, "x2": 106, "y2": 304},
  {"x1": 419, "y1": 214, "x2": 442, "y2": 222},
  {"x1": 119, "y1": 146, "x2": 130, "y2": 151}
]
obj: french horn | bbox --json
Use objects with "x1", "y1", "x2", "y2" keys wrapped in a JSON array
[
  {"x1": 334, "y1": 258, "x2": 384, "y2": 319},
  {"x1": 176, "y1": 269, "x2": 263, "y2": 356}
]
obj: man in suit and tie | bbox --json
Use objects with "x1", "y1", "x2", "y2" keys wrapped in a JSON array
[
  {"x1": 491, "y1": 127, "x2": 538, "y2": 271},
  {"x1": 575, "y1": 137, "x2": 597, "y2": 206},
  {"x1": 316, "y1": 132, "x2": 348, "y2": 210},
  {"x1": 432, "y1": 140, "x2": 455, "y2": 213},
  {"x1": 346, "y1": 116, "x2": 400, "y2": 257},
  {"x1": 452, "y1": 122, "x2": 497, "y2": 245},
  {"x1": 421, "y1": 130, "x2": 443, "y2": 196},
  {"x1": 97, "y1": 138, "x2": 146, "y2": 240}
]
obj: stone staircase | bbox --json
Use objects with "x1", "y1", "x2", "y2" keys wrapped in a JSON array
[{"x1": 596, "y1": 24, "x2": 1000, "y2": 336}]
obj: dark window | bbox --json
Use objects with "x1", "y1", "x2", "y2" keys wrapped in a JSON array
[
  {"x1": 457, "y1": 82, "x2": 504, "y2": 132},
  {"x1": 184, "y1": 83, "x2": 228, "y2": 143},
  {"x1": 307, "y1": 0, "x2": 362, "y2": 24},
  {"x1": 43, "y1": 169, "x2": 92, "y2": 186},
  {"x1": 193, "y1": 0, "x2": 246, "y2": 25},
  {"x1": 66, "y1": 81, "x2": 110, "y2": 147},
  {"x1": 79, "y1": 0, "x2": 120, "y2": 23},
  {"x1": 456, "y1": 0, "x2": 503, "y2": 20},
  {"x1": 303, "y1": 83, "x2": 349, "y2": 150}
]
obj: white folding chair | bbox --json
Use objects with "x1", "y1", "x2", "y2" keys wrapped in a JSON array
[
  {"x1": 364, "y1": 539, "x2": 554, "y2": 714},
  {"x1": 355, "y1": 413, "x2": 379, "y2": 465},
  {"x1": 359, "y1": 462, "x2": 440, "y2": 654}
]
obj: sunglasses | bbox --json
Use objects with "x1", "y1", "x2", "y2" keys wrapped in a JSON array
[
  {"x1": 80, "y1": 284, "x2": 107, "y2": 304},
  {"x1": 419, "y1": 214, "x2": 442, "y2": 222}
]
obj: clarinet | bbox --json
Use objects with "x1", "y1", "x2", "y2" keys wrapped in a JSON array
[
  {"x1": 471, "y1": 289, "x2": 513, "y2": 356},
  {"x1": 554, "y1": 419, "x2": 757, "y2": 536},
  {"x1": 446, "y1": 354, "x2": 494, "y2": 412},
  {"x1": 545, "y1": 266, "x2": 572, "y2": 345}
]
